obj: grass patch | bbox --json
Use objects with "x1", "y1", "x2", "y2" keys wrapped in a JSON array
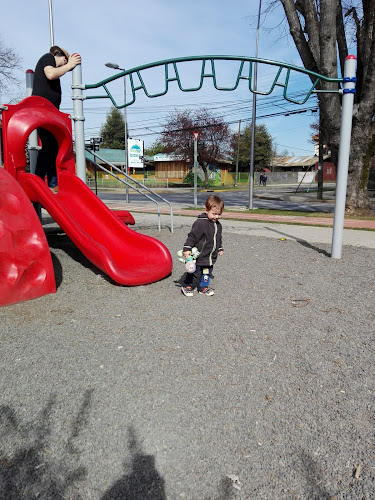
[{"x1": 183, "y1": 206, "x2": 375, "y2": 220}]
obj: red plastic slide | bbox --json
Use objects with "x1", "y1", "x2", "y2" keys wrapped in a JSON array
[
  {"x1": 19, "y1": 171, "x2": 172, "y2": 285},
  {"x1": 1, "y1": 96, "x2": 173, "y2": 291}
]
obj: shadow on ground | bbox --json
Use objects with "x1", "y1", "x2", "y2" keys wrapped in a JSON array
[
  {"x1": 0, "y1": 392, "x2": 91, "y2": 499},
  {"x1": 265, "y1": 226, "x2": 331, "y2": 257},
  {"x1": 0, "y1": 393, "x2": 167, "y2": 500},
  {"x1": 102, "y1": 426, "x2": 166, "y2": 500},
  {"x1": 46, "y1": 232, "x2": 117, "y2": 287}
]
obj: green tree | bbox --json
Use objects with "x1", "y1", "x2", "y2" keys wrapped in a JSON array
[
  {"x1": 100, "y1": 107, "x2": 125, "y2": 149},
  {"x1": 231, "y1": 123, "x2": 273, "y2": 169},
  {"x1": 144, "y1": 141, "x2": 165, "y2": 157}
]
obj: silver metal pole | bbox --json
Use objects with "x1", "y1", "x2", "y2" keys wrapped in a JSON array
[
  {"x1": 48, "y1": 0, "x2": 54, "y2": 47},
  {"x1": 104, "y1": 63, "x2": 130, "y2": 202},
  {"x1": 194, "y1": 135, "x2": 198, "y2": 207},
  {"x1": 25, "y1": 70, "x2": 39, "y2": 174},
  {"x1": 331, "y1": 55, "x2": 356, "y2": 259},
  {"x1": 248, "y1": 0, "x2": 262, "y2": 209},
  {"x1": 123, "y1": 74, "x2": 129, "y2": 203},
  {"x1": 72, "y1": 64, "x2": 86, "y2": 182},
  {"x1": 235, "y1": 119, "x2": 241, "y2": 186}
]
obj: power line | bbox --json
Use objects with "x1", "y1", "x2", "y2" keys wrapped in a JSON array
[{"x1": 130, "y1": 106, "x2": 318, "y2": 136}]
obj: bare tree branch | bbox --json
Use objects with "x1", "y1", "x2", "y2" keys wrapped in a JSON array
[
  {"x1": 279, "y1": 0, "x2": 320, "y2": 77},
  {"x1": 272, "y1": 0, "x2": 374, "y2": 210},
  {"x1": 336, "y1": 0, "x2": 348, "y2": 76},
  {"x1": 0, "y1": 39, "x2": 22, "y2": 94},
  {"x1": 295, "y1": 0, "x2": 321, "y2": 63}
]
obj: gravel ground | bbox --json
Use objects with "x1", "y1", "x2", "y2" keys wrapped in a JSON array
[{"x1": 0, "y1": 217, "x2": 374, "y2": 500}]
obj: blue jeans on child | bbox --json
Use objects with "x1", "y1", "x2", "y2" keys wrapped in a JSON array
[{"x1": 183, "y1": 265, "x2": 213, "y2": 291}]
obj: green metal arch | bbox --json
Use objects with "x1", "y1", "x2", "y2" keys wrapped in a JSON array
[{"x1": 84, "y1": 55, "x2": 342, "y2": 108}]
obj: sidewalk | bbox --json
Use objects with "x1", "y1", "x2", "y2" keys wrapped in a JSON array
[
  {"x1": 100, "y1": 200, "x2": 375, "y2": 250},
  {"x1": 126, "y1": 204, "x2": 375, "y2": 230},
  {"x1": 101, "y1": 184, "x2": 375, "y2": 230}
]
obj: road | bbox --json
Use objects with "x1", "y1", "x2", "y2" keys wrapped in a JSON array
[{"x1": 98, "y1": 187, "x2": 336, "y2": 213}]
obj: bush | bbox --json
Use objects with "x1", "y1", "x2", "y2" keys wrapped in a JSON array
[{"x1": 183, "y1": 172, "x2": 204, "y2": 186}]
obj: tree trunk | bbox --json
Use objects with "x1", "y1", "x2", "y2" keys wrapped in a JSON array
[
  {"x1": 278, "y1": 0, "x2": 375, "y2": 214},
  {"x1": 202, "y1": 164, "x2": 210, "y2": 188},
  {"x1": 346, "y1": 121, "x2": 374, "y2": 212}
]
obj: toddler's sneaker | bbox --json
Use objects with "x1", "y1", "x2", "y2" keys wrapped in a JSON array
[
  {"x1": 181, "y1": 286, "x2": 194, "y2": 297},
  {"x1": 198, "y1": 287, "x2": 214, "y2": 296}
]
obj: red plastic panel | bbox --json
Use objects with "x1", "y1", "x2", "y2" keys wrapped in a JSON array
[
  {"x1": 110, "y1": 210, "x2": 135, "y2": 225},
  {"x1": 0, "y1": 168, "x2": 56, "y2": 306}
]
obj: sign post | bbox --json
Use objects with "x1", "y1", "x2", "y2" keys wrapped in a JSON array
[{"x1": 193, "y1": 132, "x2": 199, "y2": 207}]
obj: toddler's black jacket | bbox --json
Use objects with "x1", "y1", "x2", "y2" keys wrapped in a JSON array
[{"x1": 183, "y1": 213, "x2": 223, "y2": 267}]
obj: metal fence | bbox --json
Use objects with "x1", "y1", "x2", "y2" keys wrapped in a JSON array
[{"x1": 87, "y1": 177, "x2": 169, "y2": 190}]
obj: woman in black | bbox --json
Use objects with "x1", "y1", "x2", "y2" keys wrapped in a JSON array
[{"x1": 32, "y1": 46, "x2": 81, "y2": 191}]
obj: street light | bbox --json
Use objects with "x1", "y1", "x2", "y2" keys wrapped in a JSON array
[
  {"x1": 105, "y1": 62, "x2": 129, "y2": 202},
  {"x1": 248, "y1": 0, "x2": 262, "y2": 209},
  {"x1": 48, "y1": 0, "x2": 54, "y2": 46}
]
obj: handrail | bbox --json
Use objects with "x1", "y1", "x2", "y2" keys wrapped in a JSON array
[
  {"x1": 86, "y1": 148, "x2": 174, "y2": 232},
  {"x1": 84, "y1": 55, "x2": 343, "y2": 106}
]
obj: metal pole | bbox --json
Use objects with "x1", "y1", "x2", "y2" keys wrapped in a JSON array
[
  {"x1": 248, "y1": 0, "x2": 262, "y2": 209},
  {"x1": 72, "y1": 64, "x2": 87, "y2": 182},
  {"x1": 94, "y1": 153, "x2": 98, "y2": 195},
  {"x1": 25, "y1": 70, "x2": 39, "y2": 174},
  {"x1": 123, "y1": 74, "x2": 129, "y2": 203},
  {"x1": 104, "y1": 63, "x2": 130, "y2": 202},
  {"x1": 235, "y1": 119, "x2": 241, "y2": 186},
  {"x1": 48, "y1": 0, "x2": 54, "y2": 47},
  {"x1": 194, "y1": 135, "x2": 198, "y2": 207},
  {"x1": 331, "y1": 55, "x2": 356, "y2": 259},
  {"x1": 317, "y1": 108, "x2": 324, "y2": 199}
]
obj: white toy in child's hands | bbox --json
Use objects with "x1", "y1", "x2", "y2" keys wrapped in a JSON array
[{"x1": 177, "y1": 247, "x2": 200, "y2": 273}]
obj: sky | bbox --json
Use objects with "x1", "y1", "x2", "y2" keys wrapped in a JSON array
[{"x1": 1, "y1": 0, "x2": 322, "y2": 156}]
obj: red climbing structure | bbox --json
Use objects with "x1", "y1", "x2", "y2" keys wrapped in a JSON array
[{"x1": 0, "y1": 97, "x2": 172, "y2": 306}]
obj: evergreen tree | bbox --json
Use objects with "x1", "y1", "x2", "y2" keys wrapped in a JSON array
[
  {"x1": 144, "y1": 141, "x2": 165, "y2": 157},
  {"x1": 231, "y1": 124, "x2": 273, "y2": 169},
  {"x1": 100, "y1": 107, "x2": 125, "y2": 149}
]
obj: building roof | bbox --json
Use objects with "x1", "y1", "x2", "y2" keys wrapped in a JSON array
[
  {"x1": 149, "y1": 152, "x2": 184, "y2": 162},
  {"x1": 148, "y1": 152, "x2": 232, "y2": 164},
  {"x1": 86, "y1": 148, "x2": 126, "y2": 165},
  {"x1": 271, "y1": 155, "x2": 319, "y2": 167}
]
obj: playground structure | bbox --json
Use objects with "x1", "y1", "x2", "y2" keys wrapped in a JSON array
[
  {"x1": 0, "y1": 97, "x2": 173, "y2": 306},
  {"x1": 81, "y1": 55, "x2": 355, "y2": 260},
  {"x1": 0, "y1": 54, "x2": 356, "y2": 306}
]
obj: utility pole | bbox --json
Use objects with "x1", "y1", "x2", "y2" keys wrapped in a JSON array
[
  {"x1": 235, "y1": 119, "x2": 241, "y2": 186},
  {"x1": 48, "y1": 0, "x2": 54, "y2": 46},
  {"x1": 317, "y1": 109, "x2": 324, "y2": 200},
  {"x1": 193, "y1": 132, "x2": 199, "y2": 207},
  {"x1": 249, "y1": 0, "x2": 262, "y2": 209},
  {"x1": 105, "y1": 62, "x2": 129, "y2": 202}
]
